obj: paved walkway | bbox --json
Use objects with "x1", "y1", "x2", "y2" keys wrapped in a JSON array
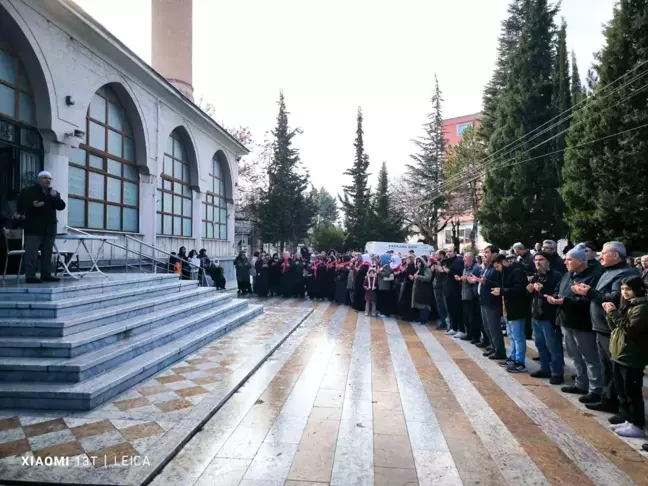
[
  {"x1": 150, "y1": 300, "x2": 648, "y2": 486},
  {"x1": 1, "y1": 299, "x2": 647, "y2": 485}
]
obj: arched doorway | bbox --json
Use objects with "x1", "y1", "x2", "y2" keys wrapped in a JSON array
[{"x1": 0, "y1": 29, "x2": 43, "y2": 227}]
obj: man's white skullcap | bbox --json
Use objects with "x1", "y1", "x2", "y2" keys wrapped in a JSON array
[{"x1": 38, "y1": 171, "x2": 52, "y2": 178}]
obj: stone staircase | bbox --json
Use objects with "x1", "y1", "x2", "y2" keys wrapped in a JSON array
[{"x1": 0, "y1": 274, "x2": 262, "y2": 410}]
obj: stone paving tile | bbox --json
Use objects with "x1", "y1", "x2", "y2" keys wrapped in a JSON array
[
  {"x1": 0, "y1": 302, "x2": 311, "y2": 485},
  {"x1": 10, "y1": 299, "x2": 648, "y2": 485}
]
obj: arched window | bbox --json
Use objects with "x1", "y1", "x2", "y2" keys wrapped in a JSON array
[
  {"x1": 68, "y1": 86, "x2": 138, "y2": 231},
  {"x1": 0, "y1": 32, "x2": 35, "y2": 125},
  {"x1": 203, "y1": 155, "x2": 227, "y2": 240},
  {"x1": 156, "y1": 131, "x2": 192, "y2": 236},
  {"x1": 0, "y1": 31, "x2": 42, "y2": 204}
]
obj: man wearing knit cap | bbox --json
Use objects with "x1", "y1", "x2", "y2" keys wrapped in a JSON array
[
  {"x1": 547, "y1": 244, "x2": 602, "y2": 401},
  {"x1": 16, "y1": 171, "x2": 66, "y2": 283},
  {"x1": 572, "y1": 241, "x2": 639, "y2": 418}
]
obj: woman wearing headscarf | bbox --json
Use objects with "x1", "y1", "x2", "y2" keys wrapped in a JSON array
[
  {"x1": 279, "y1": 251, "x2": 294, "y2": 298},
  {"x1": 234, "y1": 251, "x2": 252, "y2": 294},
  {"x1": 325, "y1": 255, "x2": 337, "y2": 301},
  {"x1": 412, "y1": 255, "x2": 433, "y2": 324},
  {"x1": 314, "y1": 256, "x2": 328, "y2": 300},
  {"x1": 335, "y1": 255, "x2": 352, "y2": 304},
  {"x1": 292, "y1": 253, "x2": 305, "y2": 298},
  {"x1": 255, "y1": 256, "x2": 270, "y2": 297},
  {"x1": 268, "y1": 253, "x2": 281, "y2": 297},
  {"x1": 304, "y1": 255, "x2": 317, "y2": 300},
  {"x1": 347, "y1": 255, "x2": 357, "y2": 306},
  {"x1": 399, "y1": 255, "x2": 417, "y2": 321},
  {"x1": 377, "y1": 253, "x2": 395, "y2": 316},
  {"x1": 353, "y1": 254, "x2": 372, "y2": 311},
  {"x1": 177, "y1": 247, "x2": 191, "y2": 280}
]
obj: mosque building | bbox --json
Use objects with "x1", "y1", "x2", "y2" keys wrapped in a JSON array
[{"x1": 0, "y1": 0, "x2": 245, "y2": 276}]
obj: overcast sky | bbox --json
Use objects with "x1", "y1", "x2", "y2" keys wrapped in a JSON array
[{"x1": 75, "y1": 0, "x2": 615, "y2": 198}]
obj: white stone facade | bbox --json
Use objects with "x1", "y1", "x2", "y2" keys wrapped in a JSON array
[{"x1": 0, "y1": 0, "x2": 246, "y2": 279}]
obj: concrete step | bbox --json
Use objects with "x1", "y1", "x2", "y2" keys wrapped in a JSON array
[
  {"x1": 0, "y1": 304, "x2": 264, "y2": 410},
  {"x1": 0, "y1": 286, "x2": 222, "y2": 337},
  {"x1": 0, "y1": 279, "x2": 200, "y2": 318},
  {"x1": 0, "y1": 299, "x2": 249, "y2": 382},
  {"x1": 0, "y1": 273, "x2": 180, "y2": 302},
  {"x1": 0, "y1": 292, "x2": 235, "y2": 358}
]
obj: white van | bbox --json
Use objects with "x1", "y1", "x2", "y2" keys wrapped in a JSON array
[{"x1": 364, "y1": 241, "x2": 435, "y2": 256}]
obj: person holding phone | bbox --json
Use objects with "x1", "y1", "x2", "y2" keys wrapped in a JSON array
[{"x1": 17, "y1": 171, "x2": 66, "y2": 283}]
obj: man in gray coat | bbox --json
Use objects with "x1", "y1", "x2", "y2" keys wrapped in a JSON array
[{"x1": 572, "y1": 241, "x2": 639, "y2": 416}]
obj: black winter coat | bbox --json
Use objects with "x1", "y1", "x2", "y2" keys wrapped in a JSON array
[
  {"x1": 442, "y1": 256, "x2": 463, "y2": 297},
  {"x1": 17, "y1": 185, "x2": 66, "y2": 235},
  {"x1": 530, "y1": 269, "x2": 562, "y2": 322},
  {"x1": 585, "y1": 262, "x2": 639, "y2": 334},
  {"x1": 499, "y1": 265, "x2": 530, "y2": 320},
  {"x1": 554, "y1": 266, "x2": 600, "y2": 331}
]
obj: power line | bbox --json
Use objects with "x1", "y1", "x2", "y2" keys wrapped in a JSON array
[
  {"x1": 430, "y1": 121, "x2": 648, "y2": 205},
  {"x1": 440, "y1": 77, "x2": 648, "y2": 196},
  {"x1": 437, "y1": 59, "x2": 648, "y2": 191}
]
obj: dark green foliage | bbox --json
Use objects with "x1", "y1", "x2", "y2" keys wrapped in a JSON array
[
  {"x1": 248, "y1": 91, "x2": 316, "y2": 250},
  {"x1": 311, "y1": 187, "x2": 340, "y2": 225},
  {"x1": 340, "y1": 107, "x2": 372, "y2": 250},
  {"x1": 311, "y1": 222, "x2": 345, "y2": 252},
  {"x1": 478, "y1": 0, "x2": 567, "y2": 248},
  {"x1": 571, "y1": 51, "x2": 586, "y2": 105},
  {"x1": 480, "y1": 0, "x2": 524, "y2": 144},
  {"x1": 369, "y1": 162, "x2": 406, "y2": 242},
  {"x1": 563, "y1": 0, "x2": 648, "y2": 251}
]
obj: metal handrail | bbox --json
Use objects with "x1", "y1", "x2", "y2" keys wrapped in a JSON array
[{"x1": 64, "y1": 226, "x2": 207, "y2": 285}]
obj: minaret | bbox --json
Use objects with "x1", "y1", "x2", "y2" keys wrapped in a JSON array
[{"x1": 151, "y1": 0, "x2": 194, "y2": 101}]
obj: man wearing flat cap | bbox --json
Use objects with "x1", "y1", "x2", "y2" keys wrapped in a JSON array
[{"x1": 17, "y1": 171, "x2": 66, "y2": 283}]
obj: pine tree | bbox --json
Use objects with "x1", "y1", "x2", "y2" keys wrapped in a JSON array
[
  {"x1": 340, "y1": 107, "x2": 372, "y2": 250},
  {"x1": 480, "y1": 0, "x2": 524, "y2": 143},
  {"x1": 571, "y1": 51, "x2": 586, "y2": 105},
  {"x1": 402, "y1": 75, "x2": 448, "y2": 243},
  {"x1": 478, "y1": 0, "x2": 565, "y2": 248},
  {"x1": 369, "y1": 162, "x2": 406, "y2": 242},
  {"x1": 311, "y1": 187, "x2": 339, "y2": 225},
  {"x1": 248, "y1": 91, "x2": 316, "y2": 250},
  {"x1": 563, "y1": 0, "x2": 648, "y2": 251}
]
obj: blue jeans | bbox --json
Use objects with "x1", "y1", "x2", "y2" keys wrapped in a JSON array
[
  {"x1": 532, "y1": 319, "x2": 564, "y2": 376},
  {"x1": 507, "y1": 319, "x2": 526, "y2": 365},
  {"x1": 434, "y1": 288, "x2": 447, "y2": 327}
]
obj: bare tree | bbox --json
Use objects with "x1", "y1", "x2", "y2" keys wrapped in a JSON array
[{"x1": 391, "y1": 176, "x2": 450, "y2": 244}]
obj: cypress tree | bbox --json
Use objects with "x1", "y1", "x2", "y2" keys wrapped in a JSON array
[
  {"x1": 340, "y1": 107, "x2": 372, "y2": 250},
  {"x1": 571, "y1": 51, "x2": 586, "y2": 105},
  {"x1": 248, "y1": 91, "x2": 316, "y2": 250},
  {"x1": 563, "y1": 0, "x2": 648, "y2": 251},
  {"x1": 370, "y1": 162, "x2": 406, "y2": 242},
  {"x1": 479, "y1": 0, "x2": 565, "y2": 248},
  {"x1": 480, "y1": 0, "x2": 524, "y2": 143},
  {"x1": 551, "y1": 20, "x2": 571, "y2": 185}
]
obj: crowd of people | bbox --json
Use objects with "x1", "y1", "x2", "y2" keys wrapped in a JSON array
[{"x1": 231, "y1": 240, "x2": 647, "y2": 446}]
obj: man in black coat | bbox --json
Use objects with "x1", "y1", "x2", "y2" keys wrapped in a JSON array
[
  {"x1": 541, "y1": 240, "x2": 567, "y2": 275},
  {"x1": 17, "y1": 171, "x2": 66, "y2": 283},
  {"x1": 547, "y1": 247, "x2": 602, "y2": 403},
  {"x1": 527, "y1": 251, "x2": 564, "y2": 383},
  {"x1": 492, "y1": 254, "x2": 530, "y2": 372},
  {"x1": 572, "y1": 241, "x2": 638, "y2": 416},
  {"x1": 441, "y1": 246, "x2": 465, "y2": 338}
]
